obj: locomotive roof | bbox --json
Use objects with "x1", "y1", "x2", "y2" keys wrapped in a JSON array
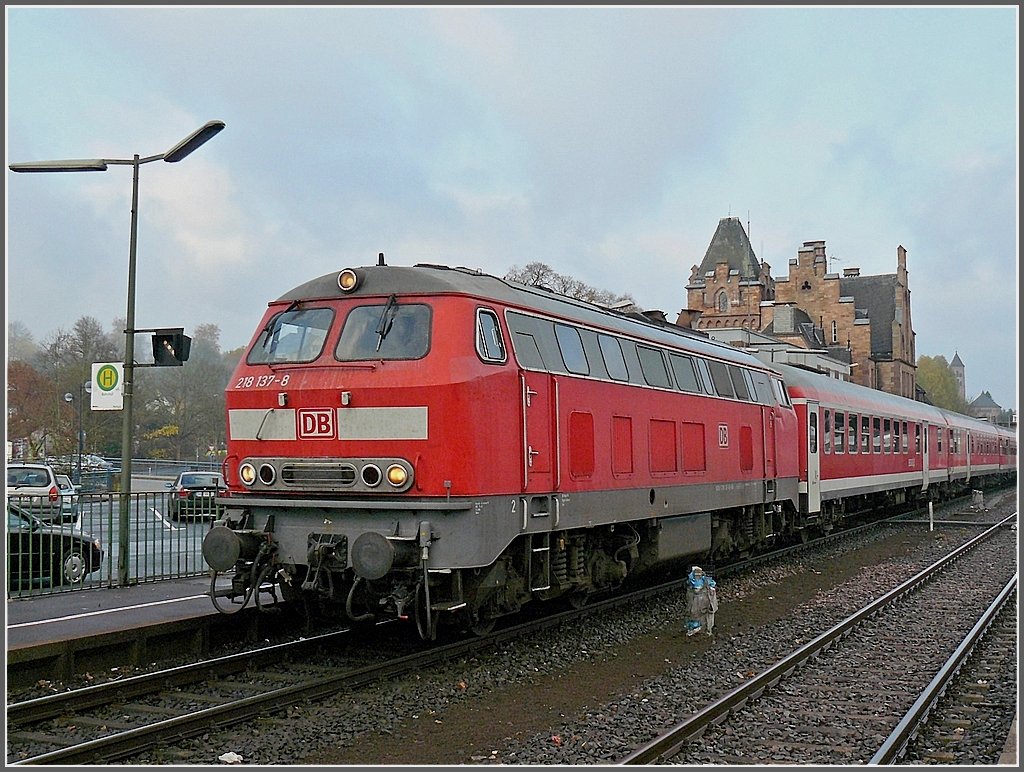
[{"x1": 277, "y1": 262, "x2": 769, "y2": 370}]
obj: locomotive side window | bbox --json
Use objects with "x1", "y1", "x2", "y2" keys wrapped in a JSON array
[
  {"x1": 695, "y1": 358, "x2": 715, "y2": 394},
  {"x1": 335, "y1": 303, "x2": 431, "y2": 361},
  {"x1": 668, "y1": 354, "x2": 702, "y2": 393},
  {"x1": 707, "y1": 360, "x2": 735, "y2": 399},
  {"x1": 598, "y1": 334, "x2": 629, "y2": 381},
  {"x1": 750, "y1": 370, "x2": 774, "y2": 405},
  {"x1": 476, "y1": 309, "x2": 506, "y2": 363},
  {"x1": 637, "y1": 346, "x2": 672, "y2": 388},
  {"x1": 729, "y1": 365, "x2": 751, "y2": 401},
  {"x1": 772, "y1": 377, "x2": 791, "y2": 407},
  {"x1": 741, "y1": 369, "x2": 763, "y2": 404},
  {"x1": 247, "y1": 306, "x2": 335, "y2": 365},
  {"x1": 554, "y1": 324, "x2": 589, "y2": 375}
]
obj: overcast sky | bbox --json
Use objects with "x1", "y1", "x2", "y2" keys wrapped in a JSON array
[{"x1": 6, "y1": 5, "x2": 1018, "y2": 411}]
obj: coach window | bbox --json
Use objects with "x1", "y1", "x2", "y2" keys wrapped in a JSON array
[
  {"x1": 824, "y1": 410, "x2": 832, "y2": 454},
  {"x1": 902, "y1": 421, "x2": 909, "y2": 453},
  {"x1": 937, "y1": 427, "x2": 943, "y2": 453},
  {"x1": 637, "y1": 345, "x2": 672, "y2": 388},
  {"x1": 861, "y1": 415, "x2": 870, "y2": 453},
  {"x1": 808, "y1": 410, "x2": 818, "y2": 453},
  {"x1": 848, "y1": 413, "x2": 858, "y2": 453},
  {"x1": 554, "y1": 323, "x2": 589, "y2": 375},
  {"x1": 707, "y1": 360, "x2": 736, "y2": 399},
  {"x1": 476, "y1": 309, "x2": 506, "y2": 363},
  {"x1": 598, "y1": 334, "x2": 629, "y2": 381},
  {"x1": 835, "y1": 411, "x2": 846, "y2": 454},
  {"x1": 883, "y1": 418, "x2": 892, "y2": 453},
  {"x1": 871, "y1": 417, "x2": 881, "y2": 453}
]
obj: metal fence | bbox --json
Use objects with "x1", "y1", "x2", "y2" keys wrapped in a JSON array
[{"x1": 6, "y1": 484, "x2": 216, "y2": 600}]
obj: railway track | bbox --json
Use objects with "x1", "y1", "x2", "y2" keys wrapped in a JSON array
[
  {"x1": 619, "y1": 514, "x2": 1017, "y2": 765},
  {"x1": 6, "y1": 497, "x2": 1011, "y2": 765}
]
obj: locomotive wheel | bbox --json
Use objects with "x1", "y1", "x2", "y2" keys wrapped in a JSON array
[
  {"x1": 469, "y1": 616, "x2": 496, "y2": 636},
  {"x1": 567, "y1": 589, "x2": 590, "y2": 609},
  {"x1": 413, "y1": 581, "x2": 439, "y2": 640}
]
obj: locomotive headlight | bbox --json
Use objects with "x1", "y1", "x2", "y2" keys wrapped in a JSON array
[
  {"x1": 239, "y1": 462, "x2": 257, "y2": 486},
  {"x1": 337, "y1": 268, "x2": 360, "y2": 292},
  {"x1": 386, "y1": 464, "x2": 409, "y2": 487}
]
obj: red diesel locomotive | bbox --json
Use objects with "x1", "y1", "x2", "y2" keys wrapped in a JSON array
[{"x1": 202, "y1": 259, "x2": 1016, "y2": 638}]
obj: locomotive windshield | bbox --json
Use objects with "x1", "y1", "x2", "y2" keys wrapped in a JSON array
[
  {"x1": 335, "y1": 303, "x2": 431, "y2": 361},
  {"x1": 247, "y1": 306, "x2": 334, "y2": 364}
]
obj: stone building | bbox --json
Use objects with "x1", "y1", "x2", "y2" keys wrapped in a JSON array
[
  {"x1": 686, "y1": 217, "x2": 918, "y2": 399},
  {"x1": 968, "y1": 391, "x2": 1002, "y2": 423}
]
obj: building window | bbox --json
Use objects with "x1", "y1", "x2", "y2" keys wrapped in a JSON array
[
  {"x1": 831, "y1": 320, "x2": 838, "y2": 343},
  {"x1": 717, "y1": 292, "x2": 728, "y2": 312}
]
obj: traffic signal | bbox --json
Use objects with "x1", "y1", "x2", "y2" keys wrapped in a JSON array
[{"x1": 152, "y1": 329, "x2": 192, "y2": 366}]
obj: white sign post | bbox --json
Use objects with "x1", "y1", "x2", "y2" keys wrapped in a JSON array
[{"x1": 91, "y1": 362, "x2": 124, "y2": 411}]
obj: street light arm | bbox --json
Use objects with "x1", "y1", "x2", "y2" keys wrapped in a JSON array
[
  {"x1": 164, "y1": 120, "x2": 225, "y2": 163},
  {"x1": 9, "y1": 159, "x2": 108, "y2": 172}
]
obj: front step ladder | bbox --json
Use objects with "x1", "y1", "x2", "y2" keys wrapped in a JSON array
[{"x1": 530, "y1": 532, "x2": 551, "y2": 592}]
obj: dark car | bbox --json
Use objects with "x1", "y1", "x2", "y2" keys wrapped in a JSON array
[
  {"x1": 6, "y1": 501, "x2": 104, "y2": 588},
  {"x1": 166, "y1": 471, "x2": 227, "y2": 521}
]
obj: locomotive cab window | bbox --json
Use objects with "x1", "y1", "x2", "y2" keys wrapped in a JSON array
[
  {"x1": 247, "y1": 306, "x2": 335, "y2": 365},
  {"x1": 335, "y1": 302, "x2": 431, "y2": 361},
  {"x1": 476, "y1": 309, "x2": 506, "y2": 363}
]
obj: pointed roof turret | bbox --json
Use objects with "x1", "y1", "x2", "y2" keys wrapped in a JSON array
[
  {"x1": 950, "y1": 351, "x2": 965, "y2": 368},
  {"x1": 697, "y1": 217, "x2": 761, "y2": 279}
]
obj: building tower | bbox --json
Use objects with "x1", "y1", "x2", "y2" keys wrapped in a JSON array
[{"x1": 950, "y1": 351, "x2": 966, "y2": 404}]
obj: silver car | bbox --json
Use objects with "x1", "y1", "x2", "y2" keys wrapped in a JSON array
[{"x1": 6, "y1": 462, "x2": 75, "y2": 524}]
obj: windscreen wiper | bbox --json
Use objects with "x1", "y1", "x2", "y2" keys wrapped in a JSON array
[{"x1": 375, "y1": 294, "x2": 398, "y2": 351}]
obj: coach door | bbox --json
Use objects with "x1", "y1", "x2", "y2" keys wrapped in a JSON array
[
  {"x1": 522, "y1": 372, "x2": 556, "y2": 492},
  {"x1": 805, "y1": 401, "x2": 821, "y2": 513},
  {"x1": 965, "y1": 431, "x2": 973, "y2": 484},
  {"x1": 921, "y1": 423, "x2": 930, "y2": 492}
]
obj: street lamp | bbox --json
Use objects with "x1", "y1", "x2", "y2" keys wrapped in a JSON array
[
  {"x1": 10, "y1": 120, "x2": 225, "y2": 585},
  {"x1": 62, "y1": 384, "x2": 88, "y2": 484}
]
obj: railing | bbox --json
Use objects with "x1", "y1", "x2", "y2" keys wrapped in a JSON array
[{"x1": 6, "y1": 486, "x2": 216, "y2": 600}]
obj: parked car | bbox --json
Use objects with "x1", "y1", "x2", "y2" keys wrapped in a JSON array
[
  {"x1": 54, "y1": 473, "x2": 82, "y2": 525},
  {"x1": 6, "y1": 500, "x2": 103, "y2": 588},
  {"x1": 5, "y1": 462, "x2": 74, "y2": 523},
  {"x1": 165, "y1": 471, "x2": 227, "y2": 521}
]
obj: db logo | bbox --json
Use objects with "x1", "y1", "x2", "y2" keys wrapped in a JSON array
[
  {"x1": 718, "y1": 424, "x2": 729, "y2": 448},
  {"x1": 298, "y1": 408, "x2": 336, "y2": 439}
]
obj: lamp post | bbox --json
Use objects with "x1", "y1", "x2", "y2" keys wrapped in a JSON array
[
  {"x1": 10, "y1": 121, "x2": 225, "y2": 585},
  {"x1": 62, "y1": 384, "x2": 87, "y2": 484}
]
